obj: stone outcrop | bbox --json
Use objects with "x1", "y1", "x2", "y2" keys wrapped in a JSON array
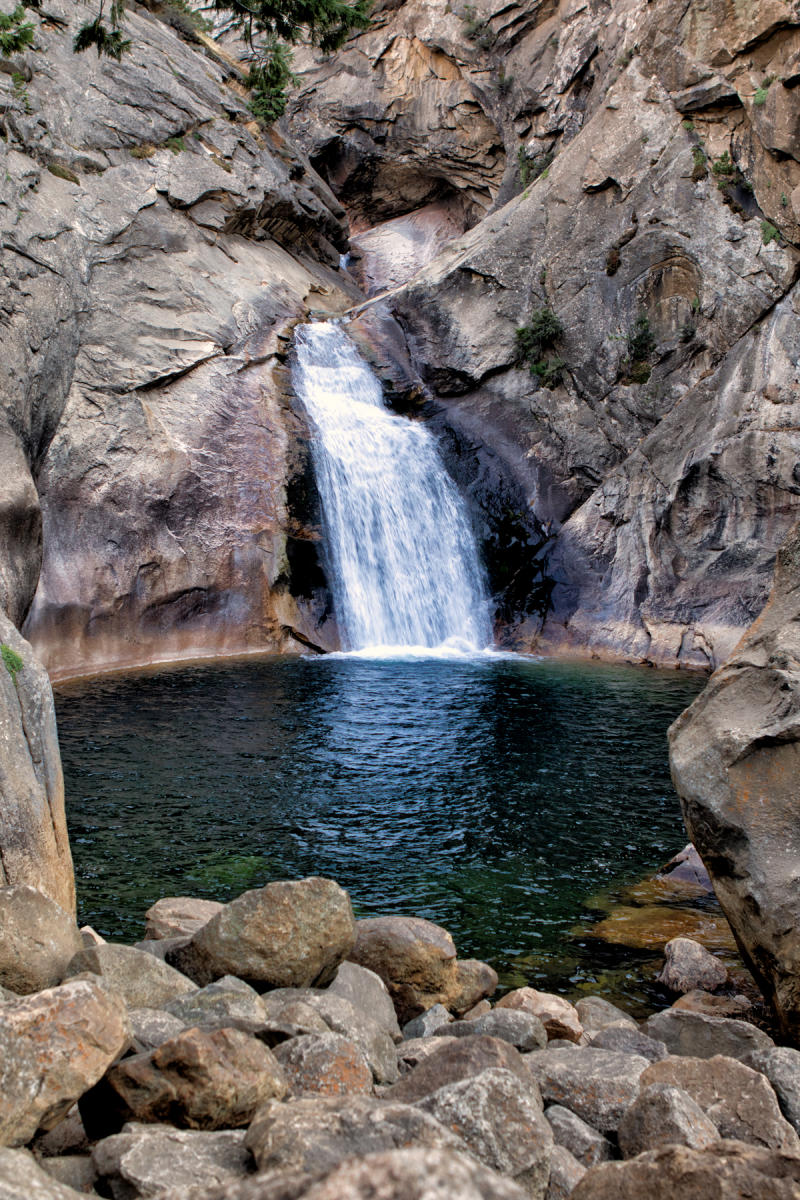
[{"x1": 670, "y1": 522, "x2": 800, "y2": 1040}]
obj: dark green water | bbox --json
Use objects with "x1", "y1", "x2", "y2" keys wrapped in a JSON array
[{"x1": 55, "y1": 654, "x2": 702, "y2": 1009}]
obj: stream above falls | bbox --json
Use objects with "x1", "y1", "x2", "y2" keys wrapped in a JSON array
[{"x1": 56, "y1": 652, "x2": 704, "y2": 1013}]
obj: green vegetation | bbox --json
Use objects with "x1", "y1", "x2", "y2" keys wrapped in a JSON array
[
  {"x1": 753, "y1": 75, "x2": 776, "y2": 107},
  {"x1": 515, "y1": 306, "x2": 565, "y2": 387},
  {"x1": 164, "y1": 135, "x2": 186, "y2": 154},
  {"x1": 761, "y1": 220, "x2": 780, "y2": 245},
  {"x1": 47, "y1": 162, "x2": 80, "y2": 183},
  {"x1": 462, "y1": 4, "x2": 496, "y2": 50},
  {"x1": 73, "y1": 0, "x2": 371, "y2": 123},
  {"x1": 518, "y1": 146, "x2": 553, "y2": 187},
  {"x1": 624, "y1": 313, "x2": 656, "y2": 383},
  {"x1": 616, "y1": 45, "x2": 636, "y2": 68},
  {"x1": 691, "y1": 145, "x2": 707, "y2": 181},
  {"x1": 0, "y1": 3, "x2": 34, "y2": 55},
  {"x1": 1, "y1": 643, "x2": 23, "y2": 685},
  {"x1": 681, "y1": 119, "x2": 695, "y2": 132}
]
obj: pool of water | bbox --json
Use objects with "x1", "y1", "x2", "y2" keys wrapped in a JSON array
[{"x1": 55, "y1": 653, "x2": 703, "y2": 1011}]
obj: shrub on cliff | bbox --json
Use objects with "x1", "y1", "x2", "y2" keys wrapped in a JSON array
[{"x1": 515, "y1": 306, "x2": 565, "y2": 387}]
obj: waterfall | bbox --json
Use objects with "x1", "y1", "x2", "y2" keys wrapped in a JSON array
[{"x1": 291, "y1": 322, "x2": 492, "y2": 654}]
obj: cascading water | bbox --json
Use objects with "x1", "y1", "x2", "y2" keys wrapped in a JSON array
[{"x1": 291, "y1": 322, "x2": 492, "y2": 654}]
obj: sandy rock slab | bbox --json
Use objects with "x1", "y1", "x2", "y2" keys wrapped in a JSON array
[
  {"x1": 169, "y1": 878, "x2": 355, "y2": 990},
  {"x1": 0, "y1": 886, "x2": 82, "y2": 995},
  {"x1": 0, "y1": 980, "x2": 130, "y2": 1148}
]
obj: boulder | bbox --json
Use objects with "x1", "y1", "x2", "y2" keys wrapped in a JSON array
[
  {"x1": 32, "y1": 1109, "x2": 89, "y2": 1158},
  {"x1": 0, "y1": 886, "x2": 82, "y2": 995},
  {"x1": 617, "y1": 1083, "x2": 719, "y2": 1157},
  {"x1": 289, "y1": 992, "x2": 398, "y2": 1084},
  {"x1": 128, "y1": 1009, "x2": 187, "y2": 1054},
  {"x1": 640, "y1": 1054, "x2": 800, "y2": 1152},
  {"x1": 92, "y1": 1124, "x2": 251, "y2": 1198},
  {"x1": 163, "y1": 977, "x2": 268, "y2": 1032},
  {"x1": 573, "y1": 997, "x2": 636, "y2": 1034},
  {"x1": 496, "y1": 990, "x2": 583, "y2": 1044},
  {"x1": 669, "y1": 524, "x2": 800, "y2": 1041},
  {"x1": 273, "y1": 1033, "x2": 373, "y2": 1098},
  {"x1": 64, "y1": 943, "x2": 197, "y2": 1009},
  {"x1": 671, "y1": 990, "x2": 752, "y2": 1018},
  {"x1": 245, "y1": 1094, "x2": 466, "y2": 1176},
  {"x1": 0, "y1": 1147, "x2": 86, "y2": 1199},
  {"x1": 39, "y1": 1155, "x2": 97, "y2": 1195},
  {"x1": 571, "y1": 1140, "x2": 800, "y2": 1199},
  {"x1": 416, "y1": 1068, "x2": 553, "y2": 1198},
  {"x1": 143, "y1": 898, "x2": 224, "y2": 941},
  {"x1": 169, "y1": 878, "x2": 355, "y2": 990},
  {"x1": 744, "y1": 1047, "x2": 800, "y2": 1133},
  {"x1": 95, "y1": 1027, "x2": 287, "y2": 1131},
  {"x1": 403, "y1": 1005, "x2": 453, "y2": 1040},
  {"x1": 587, "y1": 1026, "x2": 668, "y2": 1062},
  {"x1": 387, "y1": 1036, "x2": 536, "y2": 1104},
  {"x1": 656, "y1": 938, "x2": 729, "y2": 994},
  {"x1": 347, "y1": 917, "x2": 458, "y2": 1024},
  {"x1": 546, "y1": 1145, "x2": 586, "y2": 1200},
  {"x1": 0, "y1": 980, "x2": 130, "y2": 1147},
  {"x1": 544, "y1": 1106, "x2": 613, "y2": 1167},
  {"x1": 641, "y1": 1009, "x2": 773, "y2": 1060},
  {"x1": 656, "y1": 846, "x2": 713, "y2": 893},
  {"x1": 294, "y1": 1147, "x2": 531, "y2": 1200},
  {"x1": 437, "y1": 1009, "x2": 547, "y2": 1052},
  {"x1": 397, "y1": 1037, "x2": 459, "y2": 1073},
  {"x1": 448, "y1": 960, "x2": 499, "y2": 1016},
  {"x1": 326, "y1": 962, "x2": 401, "y2": 1043},
  {"x1": 526, "y1": 1048, "x2": 649, "y2": 1134},
  {"x1": 463, "y1": 1000, "x2": 493, "y2": 1021}
]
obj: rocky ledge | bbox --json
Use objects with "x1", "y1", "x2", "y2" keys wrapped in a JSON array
[{"x1": 1, "y1": 873, "x2": 799, "y2": 1199}]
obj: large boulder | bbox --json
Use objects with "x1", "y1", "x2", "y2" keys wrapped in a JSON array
[
  {"x1": 571, "y1": 1140, "x2": 800, "y2": 1200},
  {"x1": 641, "y1": 1009, "x2": 773, "y2": 1061},
  {"x1": 273, "y1": 1033, "x2": 373, "y2": 1099},
  {"x1": 0, "y1": 616, "x2": 74, "y2": 914},
  {"x1": 92, "y1": 1124, "x2": 251, "y2": 1199},
  {"x1": 0, "y1": 980, "x2": 131, "y2": 1147},
  {"x1": 143, "y1": 898, "x2": 224, "y2": 941},
  {"x1": 745, "y1": 1047, "x2": 800, "y2": 1133},
  {"x1": 326, "y1": 962, "x2": 402, "y2": 1043},
  {"x1": 0, "y1": 886, "x2": 82, "y2": 995},
  {"x1": 616, "y1": 1082, "x2": 719, "y2": 1157},
  {"x1": 544, "y1": 1106, "x2": 613, "y2": 1168},
  {"x1": 346, "y1": 917, "x2": 457, "y2": 1024},
  {"x1": 669, "y1": 523, "x2": 800, "y2": 1040},
  {"x1": 386, "y1": 1036, "x2": 537, "y2": 1104},
  {"x1": 526, "y1": 1048, "x2": 649, "y2": 1134},
  {"x1": 64, "y1": 943, "x2": 197, "y2": 1009},
  {"x1": 295, "y1": 1148, "x2": 530, "y2": 1200},
  {"x1": 438, "y1": 1009, "x2": 547, "y2": 1052},
  {"x1": 163, "y1": 977, "x2": 268, "y2": 1033},
  {"x1": 169, "y1": 878, "x2": 355, "y2": 990}
]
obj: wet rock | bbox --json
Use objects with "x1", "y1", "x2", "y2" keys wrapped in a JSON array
[
  {"x1": 93, "y1": 1123, "x2": 251, "y2": 1198},
  {"x1": 0, "y1": 1147, "x2": 86, "y2": 1199},
  {"x1": 640, "y1": 1054, "x2": 800, "y2": 1151},
  {"x1": 403, "y1": 1005, "x2": 453, "y2": 1040},
  {"x1": 144, "y1": 898, "x2": 224, "y2": 941},
  {"x1": 96, "y1": 1027, "x2": 287, "y2": 1132},
  {"x1": 245, "y1": 1094, "x2": 466, "y2": 1176},
  {"x1": 327, "y1": 962, "x2": 402, "y2": 1043},
  {"x1": 744, "y1": 1047, "x2": 800, "y2": 1133},
  {"x1": 617, "y1": 1082, "x2": 719, "y2": 1157},
  {"x1": 170, "y1": 878, "x2": 355, "y2": 991},
  {"x1": 163, "y1": 977, "x2": 268, "y2": 1033},
  {"x1": 544, "y1": 1106, "x2": 613, "y2": 1167},
  {"x1": 496, "y1": 990, "x2": 583, "y2": 1044},
  {"x1": 39, "y1": 1155, "x2": 97, "y2": 1195},
  {"x1": 574, "y1": 997, "x2": 636, "y2": 1035},
  {"x1": 347, "y1": 917, "x2": 458, "y2": 1025},
  {"x1": 587, "y1": 1026, "x2": 668, "y2": 1062},
  {"x1": 656, "y1": 846, "x2": 713, "y2": 893},
  {"x1": 128, "y1": 1008, "x2": 187, "y2": 1053},
  {"x1": 417, "y1": 1068, "x2": 552, "y2": 1197},
  {"x1": 570, "y1": 1140, "x2": 800, "y2": 1200},
  {"x1": 273, "y1": 1033, "x2": 373, "y2": 1098},
  {"x1": 437, "y1": 1009, "x2": 547, "y2": 1052},
  {"x1": 387, "y1": 1035, "x2": 536, "y2": 1104},
  {"x1": 546, "y1": 1145, "x2": 587, "y2": 1200},
  {"x1": 64, "y1": 943, "x2": 197, "y2": 1009},
  {"x1": 641, "y1": 1009, "x2": 773, "y2": 1060},
  {"x1": 657, "y1": 937, "x2": 729, "y2": 994},
  {"x1": 526, "y1": 1048, "x2": 648, "y2": 1134},
  {"x1": 0, "y1": 980, "x2": 130, "y2": 1147},
  {"x1": 0, "y1": 886, "x2": 82, "y2": 995}
]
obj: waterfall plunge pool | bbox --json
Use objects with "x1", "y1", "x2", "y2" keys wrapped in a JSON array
[{"x1": 56, "y1": 651, "x2": 706, "y2": 1013}]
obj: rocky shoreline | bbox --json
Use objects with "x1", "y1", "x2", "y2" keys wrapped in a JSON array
[{"x1": 2, "y1": 872, "x2": 800, "y2": 1199}]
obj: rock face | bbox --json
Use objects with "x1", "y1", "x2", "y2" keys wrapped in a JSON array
[
  {"x1": 0, "y1": 886, "x2": 82, "y2": 994},
  {"x1": 169, "y1": 878, "x2": 355, "y2": 990},
  {"x1": 670, "y1": 522, "x2": 800, "y2": 1041}
]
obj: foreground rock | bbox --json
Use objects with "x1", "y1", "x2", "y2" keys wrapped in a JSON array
[
  {"x1": 87, "y1": 1027, "x2": 287, "y2": 1133},
  {"x1": 656, "y1": 937, "x2": 729, "y2": 995},
  {"x1": 0, "y1": 981, "x2": 130, "y2": 1147},
  {"x1": 170, "y1": 879, "x2": 355, "y2": 990},
  {"x1": 0, "y1": 1147, "x2": 86, "y2": 1200},
  {"x1": 745, "y1": 1048, "x2": 800, "y2": 1133},
  {"x1": 65, "y1": 943, "x2": 197, "y2": 1009},
  {"x1": 93, "y1": 1124, "x2": 252, "y2": 1199},
  {"x1": 292, "y1": 1147, "x2": 530, "y2": 1200},
  {"x1": 544, "y1": 1107, "x2": 613, "y2": 1168},
  {"x1": 0, "y1": 886, "x2": 82, "y2": 995},
  {"x1": 273, "y1": 1033, "x2": 373, "y2": 1098},
  {"x1": 617, "y1": 1083, "x2": 719, "y2": 1157},
  {"x1": 326, "y1": 963, "x2": 402, "y2": 1043},
  {"x1": 526, "y1": 1049, "x2": 648, "y2": 1134},
  {"x1": 571, "y1": 1141, "x2": 800, "y2": 1199},
  {"x1": 416, "y1": 1068, "x2": 553, "y2": 1198},
  {"x1": 245, "y1": 1095, "x2": 466, "y2": 1176},
  {"x1": 670, "y1": 522, "x2": 800, "y2": 1040}
]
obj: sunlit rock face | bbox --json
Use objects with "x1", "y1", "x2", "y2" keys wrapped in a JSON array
[{"x1": 291, "y1": 0, "x2": 800, "y2": 668}]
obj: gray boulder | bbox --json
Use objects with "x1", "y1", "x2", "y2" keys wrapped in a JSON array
[
  {"x1": 403, "y1": 1004, "x2": 453, "y2": 1039},
  {"x1": 544, "y1": 1106, "x2": 613, "y2": 1167},
  {"x1": 745, "y1": 1047, "x2": 800, "y2": 1133},
  {"x1": 0, "y1": 1147, "x2": 86, "y2": 1199},
  {"x1": 93, "y1": 1123, "x2": 251, "y2": 1199},
  {"x1": 128, "y1": 1009, "x2": 187, "y2": 1054},
  {"x1": 641, "y1": 1009, "x2": 773, "y2": 1060},
  {"x1": 497, "y1": 990, "x2": 583, "y2": 1044},
  {"x1": 526, "y1": 1048, "x2": 649, "y2": 1134},
  {"x1": 327, "y1": 962, "x2": 401, "y2": 1043},
  {"x1": 656, "y1": 938, "x2": 729, "y2": 994},
  {"x1": 387, "y1": 1035, "x2": 536, "y2": 1104},
  {"x1": 588, "y1": 1026, "x2": 668, "y2": 1062},
  {"x1": 292, "y1": 992, "x2": 398, "y2": 1084},
  {"x1": 0, "y1": 886, "x2": 82, "y2": 995},
  {"x1": 546, "y1": 1145, "x2": 586, "y2": 1200},
  {"x1": 296, "y1": 1147, "x2": 531, "y2": 1200},
  {"x1": 38, "y1": 1156, "x2": 97, "y2": 1195},
  {"x1": 397, "y1": 1036, "x2": 459, "y2": 1073},
  {"x1": 64, "y1": 943, "x2": 197, "y2": 1010},
  {"x1": 574, "y1": 997, "x2": 636, "y2": 1035},
  {"x1": 163, "y1": 976, "x2": 268, "y2": 1032},
  {"x1": 416, "y1": 1068, "x2": 552, "y2": 1199},
  {"x1": 169, "y1": 878, "x2": 355, "y2": 990},
  {"x1": 617, "y1": 1082, "x2": 719, "y2": 1157},
  {"x1": 273, "y1": 1033, "x2": 373, "y2": 1098},
  {"x1": 438, "y1": 1009, "x2": 547, "y2": 1052}
]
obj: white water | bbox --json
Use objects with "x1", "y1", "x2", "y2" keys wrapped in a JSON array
[{"x1": 292, "y1": 323, "x2": 492, "y2": 655}]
